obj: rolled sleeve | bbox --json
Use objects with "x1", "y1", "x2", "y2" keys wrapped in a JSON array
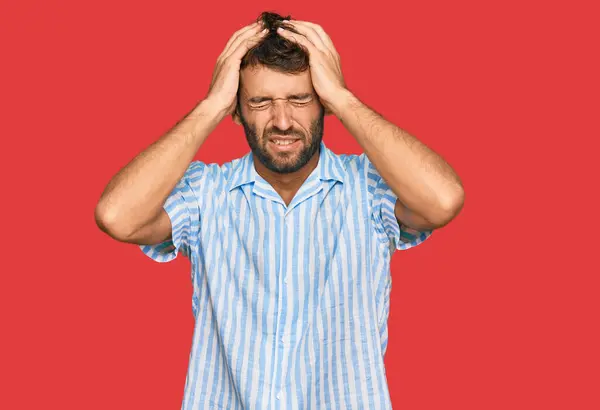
[
  {"x1": 139, "y1": 162, "x2": 206, "y2": 263},
  {"x1": 365, "y1": 154, "x2": 433, "y2": 251},
  {"x1": 139, "y1": 189, "x2": 191, "y2": 262}
]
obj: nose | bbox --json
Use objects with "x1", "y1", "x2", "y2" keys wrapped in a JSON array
[{"x1": 271, "y1": 100, "x2": 293, "y2": 131}]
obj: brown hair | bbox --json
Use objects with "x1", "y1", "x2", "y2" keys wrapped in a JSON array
[{"x1": 240, "y1": 11, "x2": 309, "y2": 74}]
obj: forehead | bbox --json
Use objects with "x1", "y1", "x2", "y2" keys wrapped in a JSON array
[{"x1": 240, "y1": 66, "x2": 313, "y2": 97}]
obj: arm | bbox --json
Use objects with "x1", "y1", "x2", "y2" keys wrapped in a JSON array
[
  {"x1": 94, "y1": 100, "x2": 221, "y2": 244},
  {"x1": 332, "y1": 91, "x2": 465, "y2": 230},
  {"x1": 95, "y1": 22, "x2": 269, "y2": 244},
  {"x1": 276, "y1": 21, "x2": 464, "y2": 230}
]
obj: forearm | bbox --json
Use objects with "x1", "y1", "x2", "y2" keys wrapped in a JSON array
[
  {"x1": 332, "y1": 90, "x2": 464, "y2": 226},
  {"x1": 95, "y1": 99, "x2": 224, "y2": 239}
]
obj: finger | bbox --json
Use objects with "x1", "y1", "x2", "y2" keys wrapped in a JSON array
[
  {"x1": 226, "y1": 28, "x2": 269, "y2": 61},
  {"x1": 290, "y1": 20, "x2": 338, "y2": 55},
  {"x1": 211, "y1": 25, "x2": 261, "y2": 87},
  {"x1": 276, "y1": 26, "x2": 318, "y2": 55},
  {"x1": 222, "y1": 22, "x2": 259, "y2": 52},
  {"x1": 281, "y1": 21, "x2": 328, "y2": 52},
  {"x1": 220, "y1": 22, "x2": 261, "y2": 60}
]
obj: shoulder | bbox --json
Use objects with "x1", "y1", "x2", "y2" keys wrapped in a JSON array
[
  {"x1": 220, "y1": 155, "x2": 244, "y2": 179},
  {"x1": 327, "y1": 149, "x2": 370, "y2": 180},
  {"x1": 178, "y1": 159, "x2": 230, "y2": 187},
  {"x1": 184, "y1": 160, "x2": 222, "y2": 178},
  {"x1": 174, "y1": 152, "x2": 250, "y2": 193},
  {"x1": 343, "y1": 152, "x2": 383, "y2": 181}
]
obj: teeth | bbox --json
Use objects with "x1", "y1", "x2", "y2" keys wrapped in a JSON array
[{"x1": 273, "y1": 139, "x2": 296, "y2": 146}]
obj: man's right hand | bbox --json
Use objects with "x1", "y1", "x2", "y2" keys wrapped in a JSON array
[
  {"x1": 95, "y1": 22, "x2": 268, "y2": 246},
  {"x1": 204, "y1": 22, "x2": 268, "y2": 117}
]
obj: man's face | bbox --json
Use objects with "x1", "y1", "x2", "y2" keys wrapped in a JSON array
[{"x1": 237, "y1": 66, "x2": 324, "y2": 174}]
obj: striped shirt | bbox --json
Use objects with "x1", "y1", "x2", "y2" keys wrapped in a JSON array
[{"x1": 140, "y1": 140, "x2": 432, "y2": 409}]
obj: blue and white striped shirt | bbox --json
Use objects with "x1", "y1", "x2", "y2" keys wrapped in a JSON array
[{"x1": 140, "y1": 140, "x2": 432, "y2": 409}]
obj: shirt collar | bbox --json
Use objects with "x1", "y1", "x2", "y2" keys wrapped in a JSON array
[{"x1": 227, "y1": 140, "x2": 345, "y2": 192}]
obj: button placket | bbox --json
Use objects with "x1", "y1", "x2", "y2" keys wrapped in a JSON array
[
  {"x1": 278, "y1": 214, "x2": 292, "y2": 350},
  {"x1": 273, "y1": 208, "x2": 287, "y2": 405}
]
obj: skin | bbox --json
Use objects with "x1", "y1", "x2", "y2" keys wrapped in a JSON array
[
  {"x1": 234, "y1": 66, "x2": 326, "y2": 205},
  {"x1": 276, "y1": 20, "x2": 465, "y2": 229},
  {"x1": 95, "y1": 22, "x2": 271, "y2": 244},
  {"x1": 95, "y1": 18, "x2": 464, "y2": 247}
]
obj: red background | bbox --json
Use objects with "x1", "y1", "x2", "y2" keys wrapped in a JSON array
[{"x1": 1, "y1": 0, "x2": 599, "y2": 409}]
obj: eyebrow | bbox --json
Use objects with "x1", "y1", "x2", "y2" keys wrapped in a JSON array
[{"x1": 247, "y1": 93, "x2": 313, "y2": 103}]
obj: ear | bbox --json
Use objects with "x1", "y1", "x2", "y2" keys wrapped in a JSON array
[{"x1": 232, "y1": 104, "x2": 242, "y2": 125}]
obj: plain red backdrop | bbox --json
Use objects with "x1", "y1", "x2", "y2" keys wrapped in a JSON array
[{"x1": 1, "y1": 0, "x2": 598, "y2": 409}]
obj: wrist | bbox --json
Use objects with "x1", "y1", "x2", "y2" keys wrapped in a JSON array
[
  {"x1": 175, "y1": 99, "x2": 226, "y2": 147},
  {"x1": 328, "y1": 88, "x2": 359, "y2": 119},
  {"x1": 193, "y1": 98, "x2": 229, "y2": 123}
]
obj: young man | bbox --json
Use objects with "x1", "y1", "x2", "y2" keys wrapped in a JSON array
[{"x1": 95, "y1": 11, "x2": 464, "y2": 410}]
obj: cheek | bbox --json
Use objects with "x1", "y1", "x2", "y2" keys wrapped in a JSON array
[
  {"x1": 245, "y1": 114, "x2": 268, "y2": 138},
  {"x1": 296, "y1": 112, "x2": 319, "y2": 136},
  {"x1": 254, "y1": 122, "x2": 268, "y2": 141}
]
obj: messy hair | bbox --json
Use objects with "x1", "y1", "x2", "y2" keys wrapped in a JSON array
[{"x1": 240, "y1": 11, "x2": 309, "y2": 74}]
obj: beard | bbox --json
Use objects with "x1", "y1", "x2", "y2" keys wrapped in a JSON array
[{"x1": 239, "y1": 107, "x2": 325, "y2": 174}]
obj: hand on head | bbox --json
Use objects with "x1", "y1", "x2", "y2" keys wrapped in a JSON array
[{"x1": 204, "y1": 12, "x2": 348, "y2": 120}]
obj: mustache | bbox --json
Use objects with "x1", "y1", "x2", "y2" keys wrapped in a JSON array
[{"x1": 265, "y1": 128, "x2": 305, "y2": 139}]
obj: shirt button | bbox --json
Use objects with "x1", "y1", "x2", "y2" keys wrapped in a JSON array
[
  {"x1": 281, "y1": 336, "x2": 285, "y2": 343},
  {"x1": 284, "y1": 277, "x2": 288, "y2": 284},
  {"x1": 276, "y1": 392, "x2": 282, "y2": 400}
]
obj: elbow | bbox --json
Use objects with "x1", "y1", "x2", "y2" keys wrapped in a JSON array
[
  {"x1": 429, "y1": 185, "x2": 465, "y2": 228},
  {"x1": 94, "y1": 202, "x2": 134, "y2": 241}
]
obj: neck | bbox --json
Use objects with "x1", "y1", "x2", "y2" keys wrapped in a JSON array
[{"x1": 254, "y1": 148, "x2": 320, "y2": 203}]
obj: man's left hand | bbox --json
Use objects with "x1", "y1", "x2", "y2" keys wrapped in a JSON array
[{"x1": 277, "y1": 20, "x2": 349, "y2": 115}]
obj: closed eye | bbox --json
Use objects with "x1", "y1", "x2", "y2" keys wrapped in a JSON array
[
  {"x1": 246, "y1": 95, "x2": 314, "y2": 109},
  {"x1": 248, "y1": 101, "x2": 272, "y2": 110},
  {"x1": 289, "y1": 98, "x2": 312, "y2": 106}
]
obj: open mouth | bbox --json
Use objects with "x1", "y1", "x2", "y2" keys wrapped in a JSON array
[{"x1": 269, "y1": 138, "x2": 301, "y2": 151}]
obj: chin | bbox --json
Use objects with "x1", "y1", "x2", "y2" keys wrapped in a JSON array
[{"x1": 264, "y1": 152, "x2": 309, "y2": 174}]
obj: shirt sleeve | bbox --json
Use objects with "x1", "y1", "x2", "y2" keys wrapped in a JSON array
[
  {"x1": 364, "y1": 153, "x2": 433, "y2": 251},
  {"x1": 139, "y1": 161, "x2": 206, "y2": 263}
]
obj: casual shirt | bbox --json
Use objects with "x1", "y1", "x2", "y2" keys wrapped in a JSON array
[{"x1": 140, "y1": 140, "x2": 432, "y2": 409}]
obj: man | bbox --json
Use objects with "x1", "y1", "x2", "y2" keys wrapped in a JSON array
[{"x1": 95, "y1": 11, "x2": 464, "y2": 410}]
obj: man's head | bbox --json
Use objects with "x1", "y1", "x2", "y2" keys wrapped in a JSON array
[{"x1": 233, "y1": 12, "x2": 325, "y2": 174}]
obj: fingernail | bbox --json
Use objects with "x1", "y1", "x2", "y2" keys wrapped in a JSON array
[{"x1": 277, "y1": 27, "x2": 284, "y2": 32}]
